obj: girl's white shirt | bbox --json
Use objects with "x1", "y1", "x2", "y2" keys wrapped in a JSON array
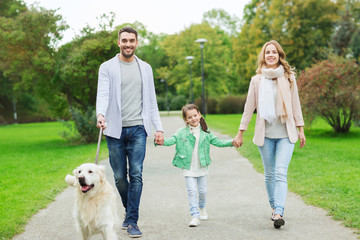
[{"x1": 182, "y1": 125, "x2": 208, "y2": 177}]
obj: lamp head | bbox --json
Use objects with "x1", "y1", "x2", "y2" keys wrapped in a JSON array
[
  {"x1": 185, "y1": 56, "x2": 194, "y2": 64},
  {"x1": 196, "y1": 38, "x2": 208, "y2": 49}
]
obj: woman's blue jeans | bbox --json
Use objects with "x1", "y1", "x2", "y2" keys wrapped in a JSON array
[
  {"x1": 185, "y1": 176, "x2": 207, "y2": 218},
  {"x1": 106, "y1": 125, "x2": 147, "y2": 225},
  {"x1": 258, "y1": 137, "x2": 294, "y2": 216}
]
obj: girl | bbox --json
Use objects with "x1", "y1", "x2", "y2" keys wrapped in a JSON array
[
  {"x1": 232, "y1": 40, "x2": 306, "y2": 229},
  {"x1": 158, "y1": 104, "x2": 234, "y2": 227}
]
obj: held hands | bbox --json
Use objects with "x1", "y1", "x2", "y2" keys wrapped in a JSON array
[
  {"x1": 232, "y1": 135, "x2": 243, "y2": 148},
  {"x1": 232, "y1": 130, "x2": 244, "y2": 148},
  {"x1": 154, "y1": 131, "x2": 164, "y2": 145},
  {"x1": 97, "y1": 114, "x2": 106, "y2": 130}
]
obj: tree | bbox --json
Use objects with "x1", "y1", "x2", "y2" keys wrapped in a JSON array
[
  {"x1": 134, "y1": 28, "x2": 168, "y2": 94},
  {"x1": 0, "y1": 5, "x2": 67, "y2": 89},
  {"x1": 242, "y1": 0, "x2": 261, "y2": 25},
  {"x1": 297, "y1": 57, "x2": 360, "y2": 133},
  {"x1": 0, "y1": 2, "x2": 67, "y2": 123},
  {"x1": 202, "y1": 8, "x2": 241, "y2": 36},
  {"x1": 233, "y1": 0, "x2": 341, "y2": 93},
  {"x1": 201, "y1": 9, "x2": 241, "y2": 95},
  {"x1": 348, "y1": 0, "x2": 360, "y2": 23},
  {"x1": 161, "y1": 23, "x2": 237, "y2": 102},
  {"x1": 350, "y1": 28, "x2": 360, "y2": 62},
  {"x1": 0, "y1": 0, "x2": 26, "y2": 17},
  {"x1": 0, "y1": 73, "x2": 14, "y2": 122},
  {"x1": 331, "y1": 11, "x2": 356, "y2": 56}
]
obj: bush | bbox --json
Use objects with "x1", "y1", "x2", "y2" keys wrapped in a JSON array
[
  {"x1": 0, "y1": 93, "x2": 55, "y2": 124},
  {"x1": 157, "y1": 96, "x2": 167, "y2": 111},
  {"x1": 217, "y1": 95, "x2": 247, "y2": 114},
  {"x1": 63, "y1": 106, "x2": 99, "y2": 143},
  {"x1": 194, "y1": 97, "x2": 218, "y2": 114},
  {"x1": 297, "y1": 57, "x2": 360, "y2": 133},
  {"x1": 207, "y1": 98, "x2": 218, "y2": 114},
  {"x1": 194, "y1": 98, "x2": 203, "y2": 112},
  {"x1": 170, "y1": 95, "x2": 186, "y2": 110}
]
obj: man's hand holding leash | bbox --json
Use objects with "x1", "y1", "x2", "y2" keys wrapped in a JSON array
[{"x1": 97, "y1": 114, "x2": 106, "y2": 130}]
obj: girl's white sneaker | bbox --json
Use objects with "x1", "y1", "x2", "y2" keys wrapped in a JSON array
[
  {"x1": 199, "y1": 208, "x2": 208, "y2": 220},
  {"x1": 189, "y1": 217, "x2": 200, "y2": 227}
]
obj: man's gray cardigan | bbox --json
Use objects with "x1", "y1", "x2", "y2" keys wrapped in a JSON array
[{"x1": 96, "y1": 54, "x2": 163, "y2": 139}]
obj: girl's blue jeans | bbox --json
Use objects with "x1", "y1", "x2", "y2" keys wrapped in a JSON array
[
  {"x1": 258, "y1": 137, "x2": 294, "y2": 216},
  {"x1": 185, "y1": 176, "x2": 207, "y2": 218},
  {"x1": 106, "y1": 125, "x2": 147, "y2": 225}
]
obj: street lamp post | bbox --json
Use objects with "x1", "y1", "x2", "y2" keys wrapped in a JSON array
[
  {"x1": 13, "y1": 97, "x2": 17, "y2": 124},
  {"x1": 185, "y1": 56, "x2": 194, "y2": 103},
  {"x1": 195, "y1": 38, "x2": 207, "y2": 117},
  {"x1": 161, "y1": 79, "x2": 169, "y2": 115}
]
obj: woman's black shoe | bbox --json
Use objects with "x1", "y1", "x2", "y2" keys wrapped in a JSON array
[{"x1": 273, "y1": 218, "x2": 285, "y2": 229}]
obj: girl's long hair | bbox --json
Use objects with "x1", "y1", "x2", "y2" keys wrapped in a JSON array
[{"x1": 181, "y1": 104, "x2": 209, "y2": 133}]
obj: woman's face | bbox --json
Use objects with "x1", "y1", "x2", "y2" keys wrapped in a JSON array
[{"x1": 264, "y1": 44, "x2": 279, "y2": 69}]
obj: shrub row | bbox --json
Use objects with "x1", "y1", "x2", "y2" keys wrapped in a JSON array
[{"x1": 158, "y1": 94, "x2": 247, "y2": 114}]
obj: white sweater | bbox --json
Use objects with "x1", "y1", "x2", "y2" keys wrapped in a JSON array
[
  {"x1": 182, "y1": 125, "x2": 208, "y2": 177},
  {"x1": 96, "y1": 54, "x2": 163, "y2": 139}
]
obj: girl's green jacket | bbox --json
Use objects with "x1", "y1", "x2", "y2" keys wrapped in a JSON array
[{"x1": 162, "y1": 126, "x2": 233, "y2": 170}]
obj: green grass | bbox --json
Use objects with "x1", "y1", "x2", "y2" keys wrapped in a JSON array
[
  {"x1": 1, "y1": 117, "x2": 359, "y2": 239},
  {"x1": 0, "y1": 122, "x2": 108, "y2": 240},
  {"x1": 206, "y1": 114, "x2": 360, "y2": 235}
]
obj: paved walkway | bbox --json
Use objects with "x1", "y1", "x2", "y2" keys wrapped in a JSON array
[{"x1": 13, "y1": 116, "x2": 358, "y2": 240}]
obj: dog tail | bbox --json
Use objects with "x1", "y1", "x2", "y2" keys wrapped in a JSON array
[{"x1": 65, "y1": 174, "x2": 76, "y2": 187}]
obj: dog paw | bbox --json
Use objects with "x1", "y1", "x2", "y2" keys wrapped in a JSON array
[{"x1": 65, "y1": 174, "x2": 76, "y2": 187}]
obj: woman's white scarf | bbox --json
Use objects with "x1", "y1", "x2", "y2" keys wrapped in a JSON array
[{"x1": 259, "y1": 65, "x2": 290, "y2": 124}]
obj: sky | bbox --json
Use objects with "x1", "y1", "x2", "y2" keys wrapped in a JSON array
[{"x1": 24, "y1": 0, "x2": 248, "y2": 45}]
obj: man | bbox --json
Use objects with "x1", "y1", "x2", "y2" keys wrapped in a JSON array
[{"x1": 96, "y1": 26, "x2": 164, "y2": 238}]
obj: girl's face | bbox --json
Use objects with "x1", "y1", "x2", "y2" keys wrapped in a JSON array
[
  {"x1": 185, "y1": 109, "x2": 201, "y2": 127},
  {"x1": 264, "y1": 44, "x2": 279, "y2": 69}
]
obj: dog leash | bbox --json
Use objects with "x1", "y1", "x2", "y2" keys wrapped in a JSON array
[{"x1": 95, "y1": 127, "x2": 103, "y2": 165}]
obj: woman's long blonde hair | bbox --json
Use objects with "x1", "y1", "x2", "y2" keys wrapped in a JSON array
[{"x1": 256, "y1": 40, "x2": 295, "y2": 86}]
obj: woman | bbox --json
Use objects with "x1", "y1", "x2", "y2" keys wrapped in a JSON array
[{"x1": 232, "y1": 40, "x2": 306, "y2": 229}]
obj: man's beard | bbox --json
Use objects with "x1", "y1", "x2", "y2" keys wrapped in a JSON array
[{"x1": 122, "y1": 47, "x2": 135, "y2": 58}]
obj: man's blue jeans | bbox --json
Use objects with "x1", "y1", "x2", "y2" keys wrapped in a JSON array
[
  {"x1": 258, "y1": 137, "x2": 294, "y2": 217},
  {"x1": 106, "y1": 125, "x2": 147, "y2": 225}
]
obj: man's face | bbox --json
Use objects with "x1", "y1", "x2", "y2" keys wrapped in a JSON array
[{"x1": 117, "y1": 32, "x2": 138, "y2": 59}]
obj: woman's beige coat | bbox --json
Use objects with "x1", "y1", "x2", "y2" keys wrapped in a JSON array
[{"x1": 239, "y1": 74, "x2": 304, "y2": 146}]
